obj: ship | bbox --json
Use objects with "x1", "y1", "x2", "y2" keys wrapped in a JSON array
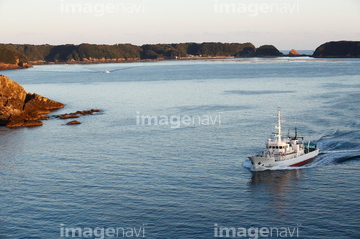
[{"x1": 248, "y1": 108, "x2": 319, "y2": 170}]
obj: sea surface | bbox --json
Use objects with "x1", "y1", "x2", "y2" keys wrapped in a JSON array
[{"x1": 1, "y1": 57, "x2": 360, "y2": 239}]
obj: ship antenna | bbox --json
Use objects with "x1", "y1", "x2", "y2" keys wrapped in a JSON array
[
  {"x1": 275, "y1": 107, "x2": 282, "y2": 142},
  {"x1": 294, "y1": 126, "x2": 298, "y2": 139}
]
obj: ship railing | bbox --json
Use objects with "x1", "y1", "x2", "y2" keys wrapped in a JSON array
[
  {"x1": 274, "y1": 152, "x2": 298, "y2": 161},
  {"x1": 255, "y1": 151, "x2": 273, "y2": 158}
]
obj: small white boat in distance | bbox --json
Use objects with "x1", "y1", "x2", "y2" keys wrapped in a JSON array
[
  {"x1": 248, "y1": 108, "x2": 319, "y2": 170},
  {"x1": 104, "y1": 70, "x2": 110, "y2": 73}
]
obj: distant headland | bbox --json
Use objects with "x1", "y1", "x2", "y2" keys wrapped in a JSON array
[
  {"x1": 313, "y1": 41, "x2": 360, "y2": 58},
  {"x1": 0, "y1": 40, "x2": 359, "y2": 70},
  {"x1": 0, "y1": 47, "x2": 32, "y2": 70}
]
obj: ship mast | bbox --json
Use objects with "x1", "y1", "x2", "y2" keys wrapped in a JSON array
[{"x1": 275, "y1": 107, "x2": 282, "y2": 142}]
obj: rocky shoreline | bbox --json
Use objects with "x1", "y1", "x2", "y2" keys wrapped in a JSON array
[
  {"x1": 0, "y1": 62, "x2": 32, "y2": 70},
  {"x1": 0, "y1": 75, "x2": 64, "y2": 127},
  {"x1": 0, "y1": 74, "x2": 101, "y2": 128},
  {"x1": 54, "y1": 109, "x2": 101, "y2": 125},
  {"x1": 1, "y1": 55, "x2": 311, "y2": 70},
  {"x1": 28, "y1": 53, "x2": 311, "y2": 66}
]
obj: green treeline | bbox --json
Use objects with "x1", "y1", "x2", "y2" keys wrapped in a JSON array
[
  {"x1": 141, "y1": 42, "x2": 257, "y2": 59},
  {"x1": 0, "y1": 47, "x2": 28, "y2": 65},
  {"x1": 0, "y1": 43, "x2": 142, "y2": 62},
  {"x1": 0, "y1": 42, "x2": 281, "y2": 63},
  {"x1": 1, "y1": 41, "x2": 359, "y2": 64}
]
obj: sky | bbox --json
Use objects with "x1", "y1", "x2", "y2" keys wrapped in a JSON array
[{"x1": 0, "y1": 0, "x2": 359, "y2": 50}]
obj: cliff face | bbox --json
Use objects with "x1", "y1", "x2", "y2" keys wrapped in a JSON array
[
  {"x1": 0, "y1": 75, "x2": 64, "y2": 127},
  {"x1": 313, "y1": 41, "x2": 360, "y2": 58}
]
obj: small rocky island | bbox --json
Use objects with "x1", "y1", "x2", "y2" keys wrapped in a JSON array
[
  {"x1": 0, "y1": 75, "x2": 64, "y2": 127},
  {"x1": 313, "y1": 41, "x2": 360, "y2": 58}
]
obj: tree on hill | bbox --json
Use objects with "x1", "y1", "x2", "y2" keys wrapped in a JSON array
[
  {"x1": 141, "y1": 44, "x2": 181, "y2": 59},
  {"x1": 235, "y1": 47, "x2": 256, "y2": 57},
  {"x1": 255, "y1": 45, "x2": 283, "y2": 57},
  {"x1": 0, "y1": 47, "x2": 29, "y2": 65},
  {"x1": 0, "y1": 42, "x2": 291, "y2": 63}
]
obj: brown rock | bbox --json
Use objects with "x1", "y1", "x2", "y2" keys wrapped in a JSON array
[
  {"x1": 59, "y1": 114, "x2": 79, "y2": 119},
  {"x1": 289, "y1": 49, "x2": 300, "y2": 56},
  {"x1": 24, "y1": 93, "x2": 64, "y2": 111},
  {"x1": 23, "y1": 120, "x2": 43, "y2": 127},
  {"x1": 66, "y1": 120, "x2": 81, "y2": 125},
  {"x1": 39, "y1": 115, "x2": 50, "y2": 120},
  {"x1": 6, "y1": 121, "x2": 25, "y2": 128},
  {"x1": 80, "y1": 110, "x2": 92, "y2": 115},
  {"x1": 5, "y1": 120, "x2": 43, "y2": 128},
  {"x1": 0, "y1": 75, "x2": 65, "y2": 128}
]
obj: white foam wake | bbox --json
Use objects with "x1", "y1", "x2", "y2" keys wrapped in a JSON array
[{"x1": 320, "y1": 149, "x2": 360, "y2": 154}]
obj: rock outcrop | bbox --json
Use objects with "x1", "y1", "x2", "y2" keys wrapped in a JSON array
[
  {"x1": 66, "y1": 120, "x2": 81, "y2": 125},
  {"x1": 313, "y1": 41, "x2": 360, "y2": 58},
  {"x1": 0, "y1": 75, "x2": 64, "y2": 127},
  {"x1": 289, "y1": 49, "x2": 300, "y2": 56},
  {"x1": 54, "y1": 109, "x2": 101, "y2": 125},
  {"x1": 55, "y1": 109, "x2": 100, "y2": 119}
]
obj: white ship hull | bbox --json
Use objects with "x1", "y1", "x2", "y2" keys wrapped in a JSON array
[
  {"x1": 247, "y1": 108, "x2": 319, "y2": 171},
  {"x1": 249, "y1": 149, "x2": 319, "y2": 170}
]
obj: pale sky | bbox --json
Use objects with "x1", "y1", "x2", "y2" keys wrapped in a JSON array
[{"x1": 0, "y1": 0, "x2": 359, "y2": 50}]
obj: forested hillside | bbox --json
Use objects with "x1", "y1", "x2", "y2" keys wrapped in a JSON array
[{"x1": 0, "y1": 42, "x2": 263, "y2": 63}]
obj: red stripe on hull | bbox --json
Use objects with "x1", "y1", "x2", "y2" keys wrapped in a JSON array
[{"x1": 290, "y1": 157, "x2": 314, "y2": 167}]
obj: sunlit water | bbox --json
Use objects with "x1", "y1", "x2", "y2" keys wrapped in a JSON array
[{"x1": 1, "y1": 58, "x2": 360, "y2": 238}]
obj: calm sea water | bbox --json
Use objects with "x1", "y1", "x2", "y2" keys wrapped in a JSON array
[{"x1": 1, "y1": 57, "x2": 360, "y2": 239}]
